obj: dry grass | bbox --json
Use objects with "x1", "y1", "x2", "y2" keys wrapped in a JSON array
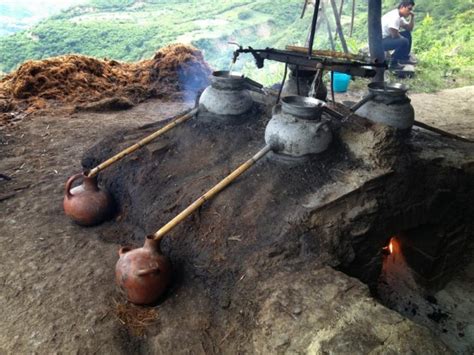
[
  {"x1": 0, "y1": 44, "x2": 211, "y2": 127},
  {"x1": 114, "y1": 299, "x2": 160, "y2": 337}
]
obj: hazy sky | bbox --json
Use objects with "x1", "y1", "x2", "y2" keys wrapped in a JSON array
[{"x1": 0, "y1": 0, "x2": 86, "y2": 8}]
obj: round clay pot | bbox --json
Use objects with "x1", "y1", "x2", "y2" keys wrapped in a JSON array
[
  {"x1": 63, "y1": 172, "x2": 114, "y2": 226},
  {"x1": 115, "y1": 236, "x2": 171, "y2": 305}
]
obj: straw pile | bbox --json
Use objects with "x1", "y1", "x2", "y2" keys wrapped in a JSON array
[{"x1": 0, "y1": 44, "x2": 211, "y2": 126}]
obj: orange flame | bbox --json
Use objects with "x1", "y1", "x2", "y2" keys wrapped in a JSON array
[
  {"x1": 382, "y1": 237, "x2": 397, "y2": 256},
  {"x1": 389, "y1": 239, "x2": 394, "y2": 254}
]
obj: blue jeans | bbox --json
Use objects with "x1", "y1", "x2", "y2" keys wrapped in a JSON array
[{"x1": 382, "y1": 31, "x2": 412, "y2": 61}]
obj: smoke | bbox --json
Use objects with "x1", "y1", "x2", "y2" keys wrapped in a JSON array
[{"x1": 177, "y1": 61, "x2": 211, "y2": 103}]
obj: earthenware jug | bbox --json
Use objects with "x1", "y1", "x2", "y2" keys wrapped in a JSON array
[
  {"x1": 63, "y1": 172, "x2": 114, "y2": 226},
  {"x1": 115, "y1": 236, "x2": 171, "y2": 305}
]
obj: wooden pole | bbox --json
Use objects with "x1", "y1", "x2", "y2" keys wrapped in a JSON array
[
  {"x1": 87, "y1": 108, "x2": 198, "y2": 178},
  {"x1": 338, "y1": 0, "x2": 345, "y2": 19},
  {"x1": 413, "y1": 121, "x2": 473, "y2": 143},
  {"x1": 368, "y1": 0, "x2": 385, "y2": 82},
  {"x1": 350, "y1": 0, "x2": 356, "y2": 37},
  {"x1": 329, "y1": 0, "x2": 349, "y2": 53},
  {"x1": 320, "y1": 5, "x2": 335, "y2": 51},
  {"x1": 152, "y1": 145, "x2": 271, "y2": 241},
  {"x1": 307, "y1": 0, "x2": 321, "y2": 56}
]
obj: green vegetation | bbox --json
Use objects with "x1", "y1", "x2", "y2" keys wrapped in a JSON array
[
  {"x1": 0, "y1": 0, "x2": 472, "y2": 93},
  {"x1": 350, "y1": 0, "x2": 474, "y2": 92}
]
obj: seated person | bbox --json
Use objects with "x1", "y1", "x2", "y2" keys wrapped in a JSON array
[{"x1": 381, "y1": 1, "x2": 417, "y2": 69}]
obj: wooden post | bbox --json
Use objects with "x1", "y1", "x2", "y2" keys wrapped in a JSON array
[
  {"x1": 338, "y1": 0, "x2": 345, "y2": 18},
  {"x1": 350, "y1": 0, "x2": 356, "y2": 37},
  {"x1": 307, "y1": 0, "x2": 322, "y2": 56},
  {"x1": 322, "y1": 4, "x2": 336, "y2": 50},
  {"x1": 368, "y1": 0, "x2": 385, "y2": 82},
  {"x1": 329, "y1": 0, "x2": 349, "y2": 53}
]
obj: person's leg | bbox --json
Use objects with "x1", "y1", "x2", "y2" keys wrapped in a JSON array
[
  {"x1": 382, "y1": 36, "x2": 409, "y2": 66},
  {"x1": 399, "y1": 31, "x2": 412, "y2": 57}
]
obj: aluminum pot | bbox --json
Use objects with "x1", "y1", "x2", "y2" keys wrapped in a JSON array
[
  {"x1": 265, "y1": 96, "x2": 332, "y2": 157},
  {"x1": 198, "y1": 70, "x2": 254, "y2": 116},
  {"x1": 353, "y1": 82, "x2": 414, "y2": 130}
]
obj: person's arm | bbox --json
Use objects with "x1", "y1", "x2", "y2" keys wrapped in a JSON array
[
  {"x1": 388, "y1": 27, "x2": 401, "y2": 38},
  {"x1": 401, "y1": 12, "x2": 415, "y2": 31}
]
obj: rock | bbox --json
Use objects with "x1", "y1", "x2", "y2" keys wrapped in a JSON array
[{"x1": 252, "y1": 266, "x2": 449, "y2": 354}]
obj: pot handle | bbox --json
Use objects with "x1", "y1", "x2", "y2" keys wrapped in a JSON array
[
  {"x1": 65, "y1": 173, "x2": 84, "y2": 198},
  {"x1": 350, "y1": 93, "x2": 375, "y2": 112},
  {"x1": 137, "y1": 266, "x2": 161, "y2": 276},
  {"x1": 243, "y1": 77, "x2": 264, "y2": 93}
]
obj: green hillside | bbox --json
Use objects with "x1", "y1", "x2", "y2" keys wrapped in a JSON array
[{"x1": 0, "y1": 0, "x2": 473, "y2": 91}]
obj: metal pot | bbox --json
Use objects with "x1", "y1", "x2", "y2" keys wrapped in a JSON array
[
  {"x1": 265, "y1": 96, "x2": 332, "y2": 157},
  {"x1": 353, "y1": 82, "x2": 415, "y2": 130},
  {"x1": 198, "y1": 70, "x2": 254, "y2": 116}
]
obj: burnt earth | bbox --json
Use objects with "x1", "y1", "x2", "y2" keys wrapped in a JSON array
[
  {"x1": 81, "y1": 94, "x2": 473, "y2": 352},
  {"x1": 2, "y1": 88, "x2": 472, "y2": 353}
]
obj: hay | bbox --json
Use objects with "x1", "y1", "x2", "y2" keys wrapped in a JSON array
[
  {"x1": 0, "y1": 44, "x2": 211, "y2": 126},
  {"x1": 114, "y1": 300, "x2": 159, "y2": 336}
]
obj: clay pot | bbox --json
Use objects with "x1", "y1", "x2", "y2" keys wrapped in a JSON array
[
  {"x1": 115, "y1": 236, "x2": 171, "y2": 305},
  {"x1": 63, "y1": 172, "x2": 114, "y2": 226},
  {"x1": 198, "y1": 70, "x2": 254, "y2": 116}
]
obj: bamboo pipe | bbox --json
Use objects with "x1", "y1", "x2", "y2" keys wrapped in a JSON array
[
  {"x1": 285, "y1": 45, "x2": 362, "y2": 61},
  {"x1": 152, "y1": 145, "x2": 272, "y2": 242},
  {"x1": 413, "y1": 121, "x2": 472, "y2": 143},
  {"x1": 87, "y1": 108, "x2": 198, "y2": 178}
]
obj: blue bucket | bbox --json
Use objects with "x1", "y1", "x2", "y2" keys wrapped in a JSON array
[{"x1": 332, "y1": 72, "x2": 351, "y2": 93}]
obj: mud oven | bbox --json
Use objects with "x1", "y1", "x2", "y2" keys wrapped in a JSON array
[{"x1": 75, "y1": 67, "x2": 472, "y2": 351}]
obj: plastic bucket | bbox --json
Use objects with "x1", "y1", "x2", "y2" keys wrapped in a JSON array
[{"x1": 332, "y1": 72, "x2": 351, "y2": 93}]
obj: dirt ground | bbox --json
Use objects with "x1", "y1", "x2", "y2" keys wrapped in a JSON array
[{"x1": 0, "y1": 86, "x2": 473, "y2": 353}]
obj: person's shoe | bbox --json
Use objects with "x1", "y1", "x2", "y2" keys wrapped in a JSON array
[
  {"x1": 398, "y1": 58, "x2": 417, "y2": 65},
  {"x1": 389, "y1": 62, "x2": 405, "y2": 70}
]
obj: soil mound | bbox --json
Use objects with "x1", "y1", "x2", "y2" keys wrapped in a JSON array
[{"x1": 0, "y1": 44, "x2": 211, "y2": 127}]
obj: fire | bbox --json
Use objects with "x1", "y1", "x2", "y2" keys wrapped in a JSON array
[{"x1": 382, "y1": 237, "x2": 397, "y2": 256}]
